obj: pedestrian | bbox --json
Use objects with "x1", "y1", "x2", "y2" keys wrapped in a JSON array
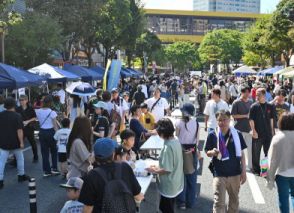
[
  {"x1": 92, "y1": 101, "x2": 110, "y2": 141},
  {"x1": 54, "y1": 118, "x2": 71, "y2": 179},
  {"x1": 0, "y1": 97, "x2": 30, "y2": 189},
  {"x1": 56, "y1": 83, "x2": 66, "y2": 105},
  {"x1": 68, "y1": 95, "x2": 84, "y2": 126},
  {"x1": 205, "y1": 110, "x2": 247, "y2": 213},
  {"x1": 66, "y1": 116, "x2": 93, "y2": 179},
  {"x1": 290, "y1": 92, "x2": 294, "y2": 113},
  {"x1": 229, "y1": 81, "x2": 239, "y2": 104},
  {"x1": 231, "y1": 85, "x2": 253, "y2": 170},
  {"x1": 145, "y1": 88, "x2": 170, "y2": 122},
  {"x1": 204, "y1": 88, "x2": 229, "y2": 133},
  {"x1": 118, "y1": 129, "x2": 136, "y2": 162},
  {"x1": 132, "y1": 85, "x2": 145, "y2": 106},
  {"x1": 249, "y1": 88, "x2": 275, "y2": 175},
  {"x1": 267, "y1": 113, "x2": 294, "y2": 213},
  {"x1": 78, "y1": 138, "x2": 144, "y2": 213},
  {"x1": 175, "y1": 103, "x2": 200, "y2": 209},
  {"x1": 35, "y1": 95, "x2": 60, "y2": 177},
  {"x1": 139, "y1": 103, "x2": 156, "y2": 130},
  {"x1": 0, "y1": 95, "x2": 5, "y2": 112},
  {"x1": 52, "y1": 95, "x2": 66, "y2": 127},
  {"x1": 146, "y1": 118, "x2": 184, "y2": 213},
  {"x1": 16, "y1": 95, "x2": 39, "y2": 162},
  {"x1": 60, "y1": 177, "x2": 84, "y2": 213},
  {"x1": 270, "y1": 89, "x2": 290, "y2": 127}
]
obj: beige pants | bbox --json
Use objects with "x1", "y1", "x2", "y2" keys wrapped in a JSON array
[
  {"x1": 242, "y1": 132, "x2": 252, "y2": 170},
  {"x1": 213, "y1": 175, "x2": 241, "y2": 213}
]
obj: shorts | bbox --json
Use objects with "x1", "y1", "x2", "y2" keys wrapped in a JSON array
[{"x1": 58, "y1": 153, "x2": 67, "y2": 163}]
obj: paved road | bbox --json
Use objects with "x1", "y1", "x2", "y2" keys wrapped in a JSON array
[{"x1": 0, "y1": 121, "x2": 280, "y2": 213}]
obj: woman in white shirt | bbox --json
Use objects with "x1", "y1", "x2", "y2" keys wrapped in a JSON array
[
  {"x1": 35, "y1": 95, "x2": 59, "y2": 177},
  {"x1": 175, "y1": 103, "x2": 200, "y2": 209},
  {"x1": 267, "y1": 114, "x2": 294, "y2": 213}
]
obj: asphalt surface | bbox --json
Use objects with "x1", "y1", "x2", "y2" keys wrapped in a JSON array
[{"x1": 0, "y1": 121, "x2": 280, "y2": 213}]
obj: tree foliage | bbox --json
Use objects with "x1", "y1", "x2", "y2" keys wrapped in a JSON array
[
  {"x1": 165, "y1": 41, "x2": 200, "y2": 72},
  {"x1": 199, "y1": 29, "x2": 243, "y2": 71},
  {"x1": 5, "y1": 13, "x2": 62, "y2": 68}
]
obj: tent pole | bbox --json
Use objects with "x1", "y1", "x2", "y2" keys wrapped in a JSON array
[
  {"x1": 5, "y1": 89, "x2": 7, "y2": 98},
  {"x1": 28, "y1": 88, "x2": 31, "y2": 102}
]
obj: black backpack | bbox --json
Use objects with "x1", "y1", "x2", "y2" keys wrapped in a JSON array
[{"x1": 94, "y1": 163, "x2": 137, "y2": 213}]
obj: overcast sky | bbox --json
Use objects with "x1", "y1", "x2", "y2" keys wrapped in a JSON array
[{"x1": 142, "y1": 0, "x2": 280, "y2": 13}]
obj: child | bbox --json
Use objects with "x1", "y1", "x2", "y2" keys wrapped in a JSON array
[
  {"x1": 60, "y1": 177, "x2": 84, "y2": 213},
  {"x1": 119, "y1": 129, "x2": 136, "y2": 162},
  {"x1": 54, "y1": 118, "x2": 71, "y2": 178},
  {"x1": 139, "y1": 103, "x2": 155, "y2": 130}
]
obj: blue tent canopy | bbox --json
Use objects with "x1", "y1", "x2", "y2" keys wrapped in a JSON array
[
  {"x1": 262, "y1": 66, "x2": 284, "y2": 75},
  {"x1": 0, "y1": 75, "x2": 15, "y2": 89},
  {"x1": 0, "y1": 63, "x2": 45, "y2": 88},
  {"x1": 64, "y1": 64, "x2": 103, "y2": 81},
  {"x1": 120, "y1": 67, "x2": 133, "y2": 78},
  {"x1": 90, "y1": 66, "x2": 105, "y2": 77},
  {"x1": 53, "y1": 66, "x2": 80, "y2": 81},
  {"x1": 127, "y1": 68, "x2": 144, "y2": 77}
]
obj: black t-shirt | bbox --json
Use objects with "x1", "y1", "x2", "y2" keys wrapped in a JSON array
[
  {"x1": 205, "y1": 130, "x2": 247, "y2": 177},
  {"x1": 16, "y1": 105, "x2": 36, "y2": 130},
  {"x1": 79, "y1": 162, "x2": 141, "y2": 213},
  {"x1": 231, "y1": 99, "x2": 253, "y2": 133},
  {"x1": 93, "y1": 116, "x2": 109, "y2": 141},
  {"x1": 133, "y1": 91, "x2": 145, "y2": 106},
  {"x1": 249, "y1": 102, "x2": 275, "y2": 138},
  {"x1": 0, "y1": 111, "x2": 23, "y2": 150}
]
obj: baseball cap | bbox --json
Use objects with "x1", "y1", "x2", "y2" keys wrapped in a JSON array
[
  {"x1": 94, "y1": 138, "x2": 118, "y2": 158},
  {"x1": 111, "y1": 88, "x2": 119, "y2": 93},
  {"x1": 60, "y1": 177, "x2": 84, "y2": 190},
  {"x1": 180, "y1": 103, "x2": 195, "y2": 117},
  {"x1": 93, "y1": 101, "x2": 107, "y2": 110}
]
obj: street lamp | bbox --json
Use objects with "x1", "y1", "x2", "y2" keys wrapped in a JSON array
[{"x1": 0, "y1": 23, "x2": 6, "y2": 63}]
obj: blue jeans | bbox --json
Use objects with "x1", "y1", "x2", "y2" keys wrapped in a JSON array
[
  {"x1": 39, "y1": 129, "x2": 57, "y2": 173},
  {"x1": 0, "y1": 149, "x2": 24, "y2": 180},
  {"x1": 276, "y1": 175, "x2": 294, "y2": 213},
  {"x1": 177, "y1": 153, "x2": 198, "y2": 208}
]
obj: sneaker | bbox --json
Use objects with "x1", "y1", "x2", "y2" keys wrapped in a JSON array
[
  {"x1": 0, "y1": 180, "x2": 3, "y2": 189},
  {"x1": 178, "y1": 203, "x2": 186, "y2": 210},
  {"x1": 43, "y1": 172, "x2": 52, "y2": 177},
  {"x1": 51, "y1": 169, "x2": 60, "y2": 175},
  {"x1": 18, "y1": 174, "x2": 30, "y2": 182}
]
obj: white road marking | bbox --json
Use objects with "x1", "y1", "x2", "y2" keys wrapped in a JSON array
[{"x1": 247, "y1": 172, "x2": 265, "y2": 204}]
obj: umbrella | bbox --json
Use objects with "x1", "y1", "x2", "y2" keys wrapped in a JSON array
[{"x1": 66, "y1": 82, "x2": 96, "y2": 97}]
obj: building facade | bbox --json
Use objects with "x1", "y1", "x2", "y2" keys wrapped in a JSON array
[
  {"x1": 146, "y1": 9, "x2": 260, "y2": 43},
  {"x1": 193, "y1": 0, "x2": 260, "y2": 14}
]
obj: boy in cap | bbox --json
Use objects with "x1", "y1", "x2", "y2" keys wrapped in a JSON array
[
  {"x1": 139, "y1": 103, "x2": 155, "y2": 130},
  {"x1": 60, "y1": 177, "x2": 84, "y2": 213},
  {"x1": 79, "y1": 138, "x2": 144, "y2": 213}
]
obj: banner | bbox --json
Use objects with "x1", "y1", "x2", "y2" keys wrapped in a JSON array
[
  {"x1": 107, "y1": 60, "x2": 122, "y2": 91},
  {"x1": 103, "y1": 59, "x2": 112, "y2": 91}
]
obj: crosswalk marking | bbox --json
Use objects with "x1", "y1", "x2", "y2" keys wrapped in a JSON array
[{"x1": 247, "y1": 172, "x2": 265, "y2": 204}]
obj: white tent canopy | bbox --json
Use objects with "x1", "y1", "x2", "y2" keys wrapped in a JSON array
[
  {"x1": 232, "y1": 66, "x2": 257, "y2": 74},
  {"x1": 29, "y1": 63, "x2": 66, "y2": 81}
]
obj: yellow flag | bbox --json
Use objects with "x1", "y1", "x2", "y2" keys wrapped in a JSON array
[{"x1": 103, "y1": 59, "x2": 112, "y2": 91}]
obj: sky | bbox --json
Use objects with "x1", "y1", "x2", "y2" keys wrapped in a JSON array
[{"x1": 142, "y1": 0, "x2": 280, "y2": 13}]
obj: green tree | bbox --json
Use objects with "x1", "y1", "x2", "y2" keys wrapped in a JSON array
[
  {"x1": 165, "y1": 41, "x2": 199, "y2": 72},
  {"x1": 122, "y1": 0, "x2": 145, "y2": 67},
  {"x1": 270, "y1": 0, "x2": 294, "y2": 67},
  {"x1": 199, "y1": 29, "x2": 243, "y2": 72},
  {"x1": 135, "y1": 31, "x2": 161, "y2": 70},
  {"x1": 242, "y1": 15, "x2": 273, "y2": 68},
  {"x1": 96, "y1": 0, "x2": 132, "y2": 66},
  {"x1": 5, "y1": 13, "x2": 62, "y2": 68}
]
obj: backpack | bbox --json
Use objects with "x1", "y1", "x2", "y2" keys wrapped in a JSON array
[
  {"x1": 94, "y1": 163, "x2": 137, "y2": 213},
  {"x1": 109, "y1": 102, "x2": 122, "y2": 136}
]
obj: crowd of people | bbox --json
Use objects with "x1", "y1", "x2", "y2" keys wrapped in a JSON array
[{"x1": 0, "y1": 73, "x2": 293, "y2": 213}]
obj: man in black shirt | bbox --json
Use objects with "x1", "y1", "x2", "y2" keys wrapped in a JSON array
[
  {"x1": 205, "y1": 110, "x2": 247, "y2": 213},
  {"x1": 16, "y1": 95, "x2": 38, "y2": 162},
  {"x1": 249, "y1": 88, "x2": 275, "y2": 175},
  {"x1": 132, "y1": 85, "x2": 145, "y2": 106},
  {"x1": 0, "y1": 98, "x2": 30, "y2": 189},
  {"x1": 79, "y1": 138, "x2": 143, "y2": 213}
]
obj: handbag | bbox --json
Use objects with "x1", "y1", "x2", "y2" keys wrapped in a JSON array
[{"x1": 182, "y1": 148, "x2": 195, "y2": 174}]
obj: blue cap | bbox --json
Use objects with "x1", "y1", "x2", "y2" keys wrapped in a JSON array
[
  {"x1": 93, "y1": 101, "x2": 107, "y2": 110},
  {"x1": 180, "y1": 103, "x2": 195, "y2": 116},
  {"x1": 94, "y1": 138, "x2": 118, "y2": 158}
]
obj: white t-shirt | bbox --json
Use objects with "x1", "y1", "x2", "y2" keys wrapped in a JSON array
[
  {"x1": 141, "y1": 84, "x2": 148, "y2": 98},
  {"x1": 35, "y1": 109, "x2": 57, "y2": 129},
  {"x1": 175, "y1": 118, "x2": 199, "y2": 145},
  {"x1": 229, "y1": 84, "x2": 238, "y2": 97},
  {"x1": 54, "y1": 128, "x2": 71, "y2": 153},
  {"x1": 146, "y1": 97, "x2": 169, "y2": 122},
  {"x1": 60, "y1": 200, "x2": 84, "y2": 213},
  {"x1": 290, "y1": 104, "x2": 294, "y2": 113},
  {"x1": 204, "y1": 99, "x2": 229, "y2": 129},
  {"x1": 57, "y1": 89, "x2": 66, "y2": 104}
]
